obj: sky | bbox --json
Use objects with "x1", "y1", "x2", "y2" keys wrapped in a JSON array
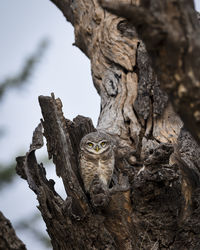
[
  {"x1": 0, "y1": 0, "x2": 100, "y2": 165},
  {"x1": 0, "y1": 1, "x2": 199, "y2": 249}
]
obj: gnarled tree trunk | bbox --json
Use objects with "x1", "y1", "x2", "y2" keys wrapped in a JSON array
[
  {"x1": 13, "y1": 0, "x2": 200, "y2": 249},
  {"x1": 99, "y1": 0, "x2": 200, "y2": 144}
]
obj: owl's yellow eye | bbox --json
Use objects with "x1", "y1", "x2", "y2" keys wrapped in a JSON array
[
  {"x1": 87, "y1": 142, "x2": 93, "y2": 147},
  {"x1": 101, "y1": 141, "x2": 106, "y2": 147}
]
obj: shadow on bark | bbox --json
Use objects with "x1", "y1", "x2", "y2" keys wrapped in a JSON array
[{"x1": 15, "y1": 93, "x2": 200, "y2": 249}]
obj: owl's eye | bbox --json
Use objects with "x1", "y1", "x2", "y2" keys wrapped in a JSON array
[
  {"x1": 101, "y1": 141, "x2": 107, "y2": 147},
  {"x1": 87, "y1": 142, "x2": 93, "y2": 147}
]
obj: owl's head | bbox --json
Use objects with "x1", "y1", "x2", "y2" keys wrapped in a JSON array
[{"x1": 80, "y1": 131, "x2": 114, "y2": 155}]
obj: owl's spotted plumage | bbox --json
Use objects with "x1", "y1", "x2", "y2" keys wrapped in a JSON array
[{"x1": 79, "y1": 131, "x2": 115, "y2": 192}]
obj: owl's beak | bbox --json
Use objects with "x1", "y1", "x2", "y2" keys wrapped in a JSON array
[{"x1": 95, "y1": 145, "x2": 99, "y2": 152}]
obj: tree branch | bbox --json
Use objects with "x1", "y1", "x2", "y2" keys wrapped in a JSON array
[
  {"x1": 0, "y1": 211, "x2": 26, "y2": 250},
  {"x1": 14, "y1": 0, "x2": 200, "y2": 248}
]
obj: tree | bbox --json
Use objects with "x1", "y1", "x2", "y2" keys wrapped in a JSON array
[
  {"x1": 2, "y1": 0, "x2": 200, "y2": 249},
  {"x1": 99, "y1": 0, "x2": 200, "y2": 144}
]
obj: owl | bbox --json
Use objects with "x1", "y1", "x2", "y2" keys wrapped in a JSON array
[{"x1": 79, "y1": 131, "x2": 115, "y2": 193}]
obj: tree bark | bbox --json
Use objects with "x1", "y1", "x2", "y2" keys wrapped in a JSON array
[
  {"x1": 0, "y1": 211, "x2": 26, "y2": 250},
  {"x1": 15, "y1": 0, "x2": 200, "y2": 249},
  {"x1": 98, "y1": 0, "x2": 200, "y2": 144}
]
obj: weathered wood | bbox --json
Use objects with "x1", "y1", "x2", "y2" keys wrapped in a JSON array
[
  {"x1": 16, "y1": 95, "x2": 138, "y2": 249},
  {"x1": 38, "y1": 94, "x2": 90, "y2": 217},
  {"x1": 0, "y1": 211, "x2": 26, "y2": 250},
  {"x1": 49, "y1": 0, "x2": 183, "y2": 147},
  {"x1": 16, "y1": 93, "x2": 200, "y2": 249},
  {"x1": 99, "y1": 0, "x2": 200, "y2": 144},
  {"x1": 14, "y1": 0, "x2": 200, "y2": 249}
]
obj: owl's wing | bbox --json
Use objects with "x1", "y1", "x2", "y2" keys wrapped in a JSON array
[{"x1": 79, "y1": 153, "x2": 98, "y2": 192}]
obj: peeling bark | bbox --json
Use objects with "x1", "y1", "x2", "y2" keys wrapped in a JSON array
[{"x1": 14, "y1": 0, "x2": 200, "y2": 249}]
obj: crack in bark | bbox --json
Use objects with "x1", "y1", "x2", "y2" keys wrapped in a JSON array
[{"x1": 13, "y1": 1, "x2": 200, "y2": 249}]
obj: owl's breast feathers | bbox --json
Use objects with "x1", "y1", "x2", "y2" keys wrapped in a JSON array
[{"x1": 79, "y1": 148, "x2": 115, "y2": 191}]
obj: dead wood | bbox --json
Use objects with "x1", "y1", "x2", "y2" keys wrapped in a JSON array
[
  {"x1": 98, "y1": 0, "x2": 200, "y2": 144},
  {"x1": 14, "y1": 0, "x2": 200, "y2": 249},
  {"x1": 0, "y1": 211, "x2": 26, "y2": 250}
]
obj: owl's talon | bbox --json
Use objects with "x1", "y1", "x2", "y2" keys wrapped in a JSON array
[
  {"x1": 90, "y1": 187, "x2": 110, "y2": 208},
  {"x1": 89, "y1": 177, "x2": 110, "y2": 208},
  {"x1": 91, "y1": 193, "x2": 110, "y2": 208}
]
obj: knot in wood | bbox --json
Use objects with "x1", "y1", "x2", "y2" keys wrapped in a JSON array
[{"x1": 102, "y1": 70, "x2": 120, "y2": 97}]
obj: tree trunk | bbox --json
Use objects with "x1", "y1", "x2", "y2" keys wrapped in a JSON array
[
  {"x1": 15, "y1": 0, "x2": 200, "y2": 249},
  {"x1": 99, "y1": 0, "x2": 200, "y2": 144}
]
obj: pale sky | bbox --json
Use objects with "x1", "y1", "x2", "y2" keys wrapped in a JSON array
[
  {"x1": 0, "y1": 0, "x2": 100, "y2": 165},
  {"x1": 0, "y1": 1, "x2": 199, "y2": 249}
]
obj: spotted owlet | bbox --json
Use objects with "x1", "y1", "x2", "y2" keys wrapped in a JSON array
[{"x1": 79, "y1": 131, "x2": 115, "y2": 192}]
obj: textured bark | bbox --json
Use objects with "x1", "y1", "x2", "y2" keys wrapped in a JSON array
[
  {"x1": 15, "y1": 0, "x2": 200, "y2": 249},
  {"x1": 0, "y1": 211, "x2": 26, "y2": 250},
  {"x1": 99, "y1": 0, "x2": 200, "y2": 144}
]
